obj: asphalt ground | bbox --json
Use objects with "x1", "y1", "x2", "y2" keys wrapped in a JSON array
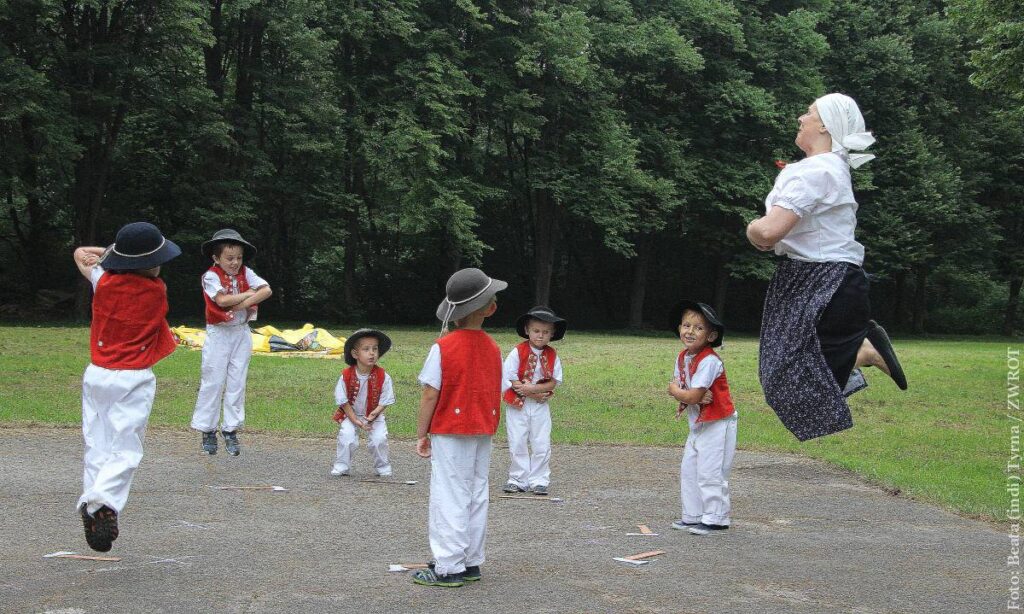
[{"x1": 0, "y1": 427, "x2": 1003, "y2": 613}]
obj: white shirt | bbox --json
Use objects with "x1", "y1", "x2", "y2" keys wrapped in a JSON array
[
  {"x1": 334, "y1": 370, "x2": 395, "y2": 416},
  {"x1": 90, "y1": 266, "x2": 105, "y2": 291},
  {"x1": 503, "y1": 345, "x2": 563, "y2": 385},
  {"x1": 418, "y1": 343, "x2": 511, "y2": 393},
  {"x1": 203, "y1": 267, "x2": 269, "y2": 325},
  {"x1": 764, "y1": 152, "x2": 864, "y2": 265}
]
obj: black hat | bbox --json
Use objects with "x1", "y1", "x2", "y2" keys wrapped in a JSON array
[
  {"x1": 202, "y1": 229, "x2": 257, "y2": 260},
  {"x1": 343, "y1": 329, "x2": 392, "y2": 366},
  {"x1": 516, "y1": 305, "x2": 567, "y2": 341},
  {"x1": 669, "y1": 300, "x2": 724, "y2": 347},
  {"x1": 99, "y1": 222, "x2": 181, "y2": 271}
]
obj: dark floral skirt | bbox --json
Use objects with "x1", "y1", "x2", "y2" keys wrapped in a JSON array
[{"x1": 759, "y1": 259, "x2": 870, "y2": 441}]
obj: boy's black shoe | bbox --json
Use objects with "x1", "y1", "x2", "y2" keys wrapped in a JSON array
[
  {"x1": 202, "y1": 431, "x2": 218, "y2": 455},
  {"x1": 222, "y1": 430, "x2": 241, "y2": 456},
  {"x1": 531, "y1": 484, "x2": 548, "y2": 496},
  {"x1": 687, "y1": 523, "x2": 729, "y2": 536},
  {"x1": 503, "y1": 482, "x2": 525, "y2": 493},
  {"x1": 462, "y1": 565, "x2": 482, "y2": 582},
  {"x1": 412, "y1": 568, "x2": 464, "y2": 587},
  {"x1": 80, "y1": 504, "x2": 119, "y2": 552}
]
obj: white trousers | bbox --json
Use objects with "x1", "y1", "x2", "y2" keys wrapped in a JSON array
[
  {"x1": 333, "y1": 416, "x2": 391, "y2": 475},
  {"x1": 78, "y1": 364, "x2": 156, "y2": 514},
  {"x1": 428, "y1": 434, "x2": 492, "y2": 576},
  {"x1": 504, "y1": 400, "x2": 551, "y2": 488},
  {"x1": 680, "y1": 413, "x2": 737, "y2": 526},
  {"x1": 191, "y1": 324, "x2": 252, "y2": 432}
]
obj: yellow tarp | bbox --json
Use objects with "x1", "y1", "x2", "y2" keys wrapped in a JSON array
[{"x1": 171, "y1": 323, "x2": 346, "y2": 359}]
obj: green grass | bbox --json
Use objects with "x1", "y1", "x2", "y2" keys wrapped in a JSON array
[{"x1": 0, "y1": 324, "x2": 1013, "y2": 521}]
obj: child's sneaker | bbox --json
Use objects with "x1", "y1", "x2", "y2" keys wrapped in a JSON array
[
  {"x1": 80, "y1": 504, "x2": 118, "y2": 552},
  {"x1": 462, "y1": 565, "x2": 482, "y2": 582},
  {"x1": 671, "y1": 519, "x2": 701, "y2": 530},
  {"x1": 503, "y1": 482, "x2": 525, "y2": 493},
  {"x1": 330, "y1": 468, "x2": 349, "y2": 476},
  {"x1": 687, "y1": 523, "x2": 729, "y2": 536},
  {"x1": 412, "y1": 568, "x2": 464, "y2": 587},
  {"x1": 531, "y1": 484, "x2": 548, "y2": 496},
  {"x1": 222, "y1": 430, "x2": 240, "y2": 456},
  {"x1": 201, "y1": 431, "x2": 218, "y2": 455}
]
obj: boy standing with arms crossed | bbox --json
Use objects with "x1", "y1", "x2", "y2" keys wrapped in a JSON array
[
  {"x1": 413, "y1": 268, "x2": 508, "y2": 587},
  {"x1": 191, "y1": 229, "x2": 271, "y2": 456},
  {"x1": 73, "y1": 222, "x2": 181, "y2": 551},
  {"x1": 667, "y1": 301, "x2": 737, "y2": 536}
]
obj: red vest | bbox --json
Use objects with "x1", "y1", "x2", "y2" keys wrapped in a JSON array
[
  {"x1": 90, "y1": 272, "x2": 177, "y2": 370},
  {"x1": 430, "y1": 329, "x2": 502, "y2": 436},
  {"x1": 203, "y1": 265, "x2": 254, "y2": 325},
  {"x1": 503, "y1": 341, "x2": 557, "y2": 408},
  {"x1": 336, "y1": 365, "x2": 386, "y2": 421},
  {"x1": 677, "y1": 346, "x2": 735, "y2": 423}
]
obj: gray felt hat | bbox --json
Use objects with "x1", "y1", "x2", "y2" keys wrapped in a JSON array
[
  {"x1": 202, "y1": 229, "x2": 257, "y2": 259},
  {"x1": 435, "y1": 268, "x2": 508, "y2": 324}
]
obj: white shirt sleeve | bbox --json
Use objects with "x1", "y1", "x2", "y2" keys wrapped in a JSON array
[
  {"x1": 379, "y1": 373, "x2": 396, "y2": 407},
  {"x1": 689, "y1": 355, "x2": 724, "y2": 390},
  {"x1": 90, "y1": 266, "x2": 105, "y2": 291},
  {"x1": 771, "y1": 167, "x2": 833, "y2": 218},
  {"x1": 334, "y1": 376, "x2": 348, "y2": 407},
  {"x1": 245, "y1": 267, "x2": 269, "y2": 289},
  {"x1": 418, "y1": 344, "x2": 442, "y2": 390},
  {"x1": 202, "y1": 271, "x2": 225, "y2": 299},
  {"x1": 552, "y1": 356, "x2": 563, "y2": 384},
  {"x1": 673, "y1": 358, "x2": 680, "y2": 382},
  {"x1": 503, "y1": 349, "x2": 520, "y2": 383}
]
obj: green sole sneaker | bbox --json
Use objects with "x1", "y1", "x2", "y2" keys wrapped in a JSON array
[
  {"x1": 412, "y1": 568, "x2": 464, "y2": 587},
  {"x1": 462, "y1": 565, "x2": 481, "y2": 582}
]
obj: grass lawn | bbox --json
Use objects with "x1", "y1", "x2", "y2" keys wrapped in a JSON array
[{"x1": 0, "y1": 323, "x2": 1013, "y2": 521}]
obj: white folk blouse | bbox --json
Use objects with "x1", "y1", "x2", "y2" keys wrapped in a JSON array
[{"x1": 764, "y1": 152, "x2": 864, "y2": 265}]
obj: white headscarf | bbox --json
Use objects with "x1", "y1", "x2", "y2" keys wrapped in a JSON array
[{"x1": 815, "y1": 93, "x2": 875, "y2": 169}]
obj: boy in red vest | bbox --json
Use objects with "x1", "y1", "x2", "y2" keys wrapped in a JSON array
[
  {"x1": 667, "y1": 301, "x2": 737, "y2": 536},
  {"x1": 413, "y1": 268, "x2": 508, "y2": 588},
  {"x1": 502, "y1": 306, "x2": 566, "y2": 496},
  {"x1": 73, "y1": 222, "x2": 182, "y2": 551},
  {"x1": 331, "y1": 329, "x2": 395, "y2": 476},
  {"x1": 191, "y1": 229, "x2": 271, "y2": 456}
]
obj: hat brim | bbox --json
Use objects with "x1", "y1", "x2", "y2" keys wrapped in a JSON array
[
  {"x1": 343, "y1": 329, "x2": 392, "y2": 366},
  {"x1": 515, "y1": 312, "x2": 567, "y2": 341},
  {"x1": 436, "y1": 278, "x2": 508, "y2": 322},
  {"x1": 202, "y1": 237, "x2": 257, "y2": 260},
  {"x1": 100, "y1": 239, "x2": 182, "y2": 272},
  {"x1": 668, "y1": 300, "x2": 724, "y2": 347}
]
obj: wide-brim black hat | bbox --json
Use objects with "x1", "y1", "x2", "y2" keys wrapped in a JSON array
[
  {"x1": 516, "y1": 305, "x2": 567, "y2": 341},
  {"x1": 343, "y1": 329, "x2": 392, "y2": 366},
  {"x1": 100, "y1": 222, "x2": 181, "y2": 271},
  {"x1": 668, "y1": 300, "x2": 724, "y2": 347},
  {"x1": 436, "y1": 268, "x2": 508, "y2": 323},
  {"x1": 202, "y1": 229, "x2": 257, "y2": 259}
]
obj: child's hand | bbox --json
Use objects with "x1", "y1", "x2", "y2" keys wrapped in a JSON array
[
  {"x1": 511, "y1": 380, "x2": 529, "y2": 394},
  {"x1": 701, "y1": 390, "x2": 713, "y2": 405},
  {"x1": 668, "y1": 380, "x2": 683, "y2": 400},
  {"x1": 416, "y1": 436, "x2": 431, "y2": 458},
  {"x1": 675, "y1": 405, "x2": 685, "y2": 420},
  {"x1": 81, "y1": 253, "x2": 99, "y2": 267},
  {"x1": 358, "y1": 419, "x2": 371, "y2": 432}
]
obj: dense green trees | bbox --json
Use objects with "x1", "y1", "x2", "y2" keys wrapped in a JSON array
[{"x1": 1, "y1": 0, "x2": 1020, "y2": 333}]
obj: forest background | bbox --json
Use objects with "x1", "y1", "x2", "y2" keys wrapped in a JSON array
[{"x1": 1, "y1": 0, "x2": 1022, "y2": 333}]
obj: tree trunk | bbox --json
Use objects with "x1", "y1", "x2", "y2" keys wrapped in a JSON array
[
  {"x1": 627, "y1": 236, "x2": 652, "y2": 328},
  {"x1": 893, "y1": 270, "x2": 906, "y2": 330},
  {"x1": 912, "y1": 266, "x2": 928, "y2": 334},
  {"x1": 712, "y1": 254, "x2": 729, "y2": 321},
  {"x1": 1005, "y1": 277, "x2": 1023, "y2": 337},
  {"x1": 203, "y1": 0, "x2": 226, "y2": 101},
  {"x1": 532, "y1": 188, "x2": 556, "y2": 306}
]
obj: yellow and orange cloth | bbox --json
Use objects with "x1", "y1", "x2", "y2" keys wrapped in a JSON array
[{"x1": 171, "y1": 323, "x2": 346, "y2": 359}]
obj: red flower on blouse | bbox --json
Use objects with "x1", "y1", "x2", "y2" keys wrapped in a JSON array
[{"x1": 774, "y1": 159, "x2": 788, "y2": 169}]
